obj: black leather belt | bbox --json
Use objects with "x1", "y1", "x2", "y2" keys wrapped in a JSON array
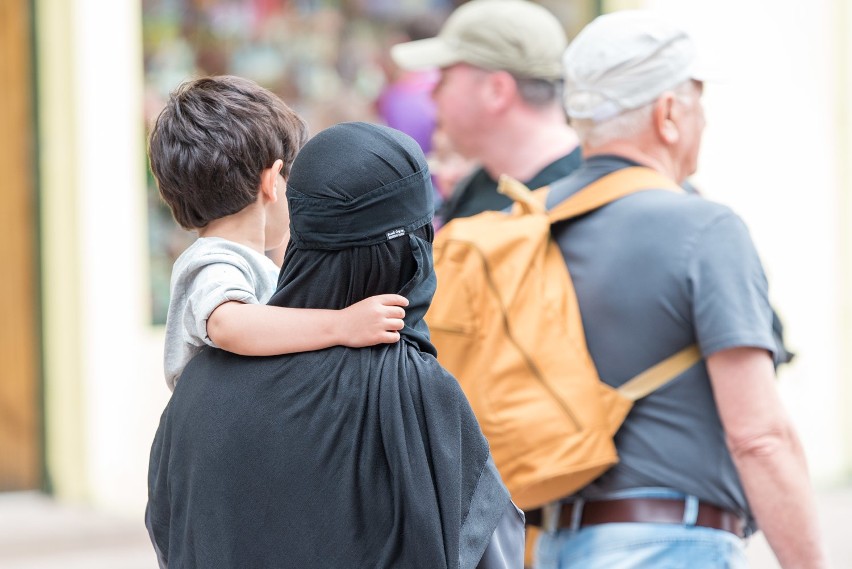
[{"x1": 524, "y1": 498, "x2": 746, "y2": 538}]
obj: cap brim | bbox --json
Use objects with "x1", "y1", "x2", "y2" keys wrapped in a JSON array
[{"x1": 390, "y1": 37, "x2": 462, "y2": 71}]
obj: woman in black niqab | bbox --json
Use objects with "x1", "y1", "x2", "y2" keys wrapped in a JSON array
[{"x1": 147, "y1": 122, "x2": 522, "y2": 569}]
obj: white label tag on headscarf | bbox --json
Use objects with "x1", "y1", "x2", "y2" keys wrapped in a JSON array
[{"x1": 386, "y1": 228, "x2": 406, "y2": 240}]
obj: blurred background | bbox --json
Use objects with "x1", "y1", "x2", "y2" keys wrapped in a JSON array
[{"x1": 1, "y1": 0, "x2": 850, "y2": 567}]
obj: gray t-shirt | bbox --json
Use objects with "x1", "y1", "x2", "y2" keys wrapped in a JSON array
[
  {"x1": 546, "y1": 156, "x2": 776, "y2": 525},
  {"x1": 163, "y1": 237, "x2": 279, "y2": 391}
]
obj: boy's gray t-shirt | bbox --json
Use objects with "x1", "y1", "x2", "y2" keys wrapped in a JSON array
[
  {"x1": 163, "y1": 237, "x2": 279, "y2": 391},
  {"x1": 546, "y1": 156, "x2": 777, "y2": 525}
]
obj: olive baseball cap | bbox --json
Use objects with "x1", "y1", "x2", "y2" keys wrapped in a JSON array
[{"x1": 390, "y1": 0, "x2": 567, "y2": 81}]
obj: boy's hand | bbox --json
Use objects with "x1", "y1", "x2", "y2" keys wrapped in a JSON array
[{"x1": 340, "y1": 294, "x2": 409, "y2": 347}]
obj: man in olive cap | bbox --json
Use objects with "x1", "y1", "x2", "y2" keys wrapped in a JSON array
[
  {"x1": 392, "y1": 0, "x2": 580, "y2": 225},
  {"x1": 525, "y1": 10, "x2": 827, "y2": 569}
]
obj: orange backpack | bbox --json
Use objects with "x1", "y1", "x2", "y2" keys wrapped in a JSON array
[{"x1": 426, "y1": 167, "x2": 701, "y2": 511}]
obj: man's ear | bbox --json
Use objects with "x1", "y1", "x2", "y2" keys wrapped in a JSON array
[
  {"x1": 484, "y1": 70, "x2": 517, "y2": 113},
  {"x1": 653, "y1": 93, "x2": 679, "y2": 145},
  {"x1": 259, "y1": 159, "x2": 285, "y2": 203}
]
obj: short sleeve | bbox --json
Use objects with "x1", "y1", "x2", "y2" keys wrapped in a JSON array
[
  {"x1": 687, "y1": 212, "x2": 777, "y2": 359},
  {"x1": 164, "y1": 240, "x2": 279, "y2": 390},
  {"x1": 182, "y1": 260, "x2": 262, "y2": 348}
]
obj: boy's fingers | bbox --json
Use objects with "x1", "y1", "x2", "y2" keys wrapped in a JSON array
[
  {"x1": 386, "y1": 318, "x2": 405, "y2": 331},
  {"x1": 378, "y1": 294, "x2": 409, "y2": 307},
  {"x1": 380, "y1": 331, "x2": 401, "y2": 344},
  {"x1": 386, "y1": 307, "x2": 406, "y2": 319}
]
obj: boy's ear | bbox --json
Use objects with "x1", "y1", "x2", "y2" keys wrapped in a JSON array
[{"x1": 259, "y1": 159, "x2": 285, "y2": 203}]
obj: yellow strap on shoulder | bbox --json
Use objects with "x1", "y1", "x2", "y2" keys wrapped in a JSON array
[
  {"x1": 548, "y1": 166, "x2": 683, "y2": 223},
  {"x1": 617, "y1": 345, "x2": 702, "y2": 401},
  {"x1": 497, "y1": 166, "x2": 683, "y2": 220}
]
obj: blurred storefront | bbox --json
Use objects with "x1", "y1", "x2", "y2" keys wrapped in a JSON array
[
  {"x1": 2, "y1": 0, "x2": 850, "y2": 520},
  {"x1": 140, "y1": 0, "x2": 595, "y2": 325}
]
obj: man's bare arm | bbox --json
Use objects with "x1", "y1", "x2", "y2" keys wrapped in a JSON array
[{"x1": 707, "y1": 347, "x2": 829, "y2": 569}]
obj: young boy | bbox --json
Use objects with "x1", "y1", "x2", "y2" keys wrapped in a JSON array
[{"x1": 148, "y1": 76, "x2": 408, "y2": 391}]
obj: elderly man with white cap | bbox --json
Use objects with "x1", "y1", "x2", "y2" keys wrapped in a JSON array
[
  {"x1": 391, "y1": 0, "x2": 581, "y2": 226},
  {"x1": 517, "y1": 10, "x2": 828, "y2": 569}
]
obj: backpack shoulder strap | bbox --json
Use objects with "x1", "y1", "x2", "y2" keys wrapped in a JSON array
[
  {"x1": 548, "y1": 166, "x2": 683, "y2": 224},
  {"x1": 617, "y1": 345, "x2": 702, "y2": 401}
]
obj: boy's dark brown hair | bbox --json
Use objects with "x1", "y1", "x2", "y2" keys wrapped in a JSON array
[{"x1": 148, "y1": 75, "x2": 308, "y2": 230}]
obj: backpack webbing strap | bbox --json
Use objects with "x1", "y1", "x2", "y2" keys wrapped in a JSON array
[
  {"x1": 617, "y1": 344, "x2": 702, "y2": 401},
  {"x1": 547, "y1": 166, "x2": 683, "y2": 224},
  {"x1": 498, "y1": 175, "x2": 548, "y2": 214}
]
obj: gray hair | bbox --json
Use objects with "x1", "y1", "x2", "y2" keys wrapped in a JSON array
[
  {"x1": 571, "y1": 80, "x2": 697, "y2": 148},
  {"x1": 512, "y1": 75, "x2": 563, "y2": 108}
]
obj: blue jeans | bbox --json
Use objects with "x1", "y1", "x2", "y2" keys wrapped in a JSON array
[{"x1": 533, "y1": 488, "x2": 748, "y2": 569}]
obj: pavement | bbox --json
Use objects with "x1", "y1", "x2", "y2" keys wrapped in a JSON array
[
  {"x1": 1, "y1": 485, "x2": 850, "y2": 568},
  {"x1": 0, "y1": 492, "x2": 155, "y2": 569}
]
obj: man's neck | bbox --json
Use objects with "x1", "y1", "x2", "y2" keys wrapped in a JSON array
[
  {"x1": 479, "y1": 108, "x2": 579, "y2": 182},
  {"x1": 584, "y1": 141, "x2": 684, "y2": 184}
]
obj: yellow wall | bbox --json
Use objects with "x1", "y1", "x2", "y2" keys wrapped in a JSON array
[
  {"x1": 36, "y1": 0, "x2": 170, "y2": 513},
  {"x1": 602, "y1": 0, "x2": 643, "y2": 10},
  {"x1": 36, "y1": 0, "x2": 87, "y2": 502}
]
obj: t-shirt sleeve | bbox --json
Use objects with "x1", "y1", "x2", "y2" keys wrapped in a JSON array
[
  {"x1": 181, "y1": 258, "x2": 263, "y2": 348},
  {"x1": 687, "y1": 211, "x2": 777, "y2": 359}
]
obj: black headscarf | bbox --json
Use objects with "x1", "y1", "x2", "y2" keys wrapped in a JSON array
[
  {"x1": 271, "y1": 121, "x2": 438, "y2": 355},
  {"x1": 147, "y1": 123, "x2": 511, "y2": 569}
]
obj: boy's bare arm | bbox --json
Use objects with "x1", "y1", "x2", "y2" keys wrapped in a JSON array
[{"x1": 206, "y1": 294, "x2": 409, "y2": 356}]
